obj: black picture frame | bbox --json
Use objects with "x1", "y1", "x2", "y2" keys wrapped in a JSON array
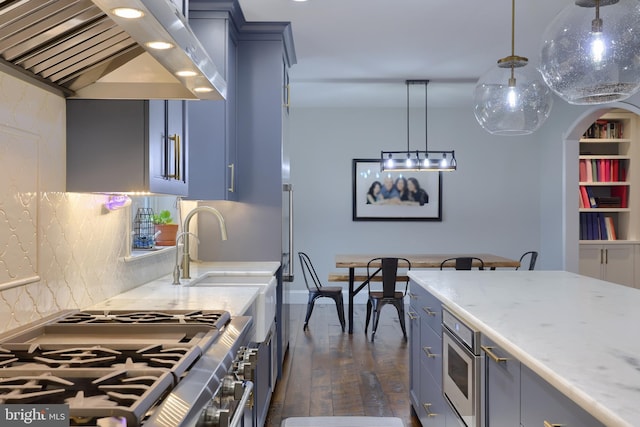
[{"x1": 352, "y1": 158, "x2": 442, "y2": 221}]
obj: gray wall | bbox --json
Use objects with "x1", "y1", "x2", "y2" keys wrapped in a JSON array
[{"x1": 288, "y1": 105, "x2": 543, "y2": 298}]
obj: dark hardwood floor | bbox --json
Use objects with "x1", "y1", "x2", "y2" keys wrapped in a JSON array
[{"x1": 266, "y1": 303, "x2": 421, "y2": 427}]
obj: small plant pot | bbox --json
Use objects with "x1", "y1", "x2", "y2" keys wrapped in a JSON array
[{"x1": 154, "y1": 224, "x2": 179, "y2": 246}]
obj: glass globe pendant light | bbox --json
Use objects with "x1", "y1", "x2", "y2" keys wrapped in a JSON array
[
  {"x1": 539, "y1": 0, "x2": 640, "y2": 105},
  {"x1": 474, "y1": 0, "x2": 553, "y2": 135}
]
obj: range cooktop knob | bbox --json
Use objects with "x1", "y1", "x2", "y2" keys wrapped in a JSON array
[
  {"x1": 196, "y1": 404, "x2": 230, "y2": 427},
  {"x1": 220, "y1": 376, "x2": 244, "y2": 400}
]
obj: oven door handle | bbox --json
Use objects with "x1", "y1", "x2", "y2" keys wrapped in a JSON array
[{"x1": 229, "y1": 380, "x2": 254, "y2": 427}]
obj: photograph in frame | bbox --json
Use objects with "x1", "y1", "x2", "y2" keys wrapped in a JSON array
[{"x1": 352, "y1": 158, "x2": 442, "y2": 221}]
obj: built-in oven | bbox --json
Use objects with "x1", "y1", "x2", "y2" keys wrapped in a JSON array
[{"x1": 442, "y1": 307, "x2": 481, "y2": 427}]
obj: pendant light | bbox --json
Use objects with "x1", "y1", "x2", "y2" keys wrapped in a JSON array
[
  {"x1": 539, "y1": 0, "x2": 640, "y2": 105},
  {"x1": 380, "y1": 80, "x2": 456, "y2": 172},
  {"x1": 473, "y1": 0, "x2": 553, "y2": 135}
]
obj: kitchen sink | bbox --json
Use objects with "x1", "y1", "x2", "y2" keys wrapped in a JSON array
[
  {"x1": 188, "y1": 274, "x2": 274, "y2": 285},
  {"x1": 186, "y1": 273, "x2": 276, "y2": 343}
]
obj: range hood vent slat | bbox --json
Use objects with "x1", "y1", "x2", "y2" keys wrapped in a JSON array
[{"x1": 20, "y1": 20, "x2": 125, "y2": 72}]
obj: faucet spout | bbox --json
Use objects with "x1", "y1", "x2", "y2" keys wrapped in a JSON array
[{"x1": 181, "y1": 206, "x2": 228, "y2": 279}]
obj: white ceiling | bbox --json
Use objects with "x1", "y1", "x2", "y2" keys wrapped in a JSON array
[{"x1": 237, "y1": 0, "x2": 575, "y2": 108}]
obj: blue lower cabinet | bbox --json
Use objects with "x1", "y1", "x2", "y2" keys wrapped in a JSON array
[
  {"x1": 520, "y1": 366, "x2": 604, "y2": 427},
  {"x1": 481, "y1": 336, "x2": 521, "y2": 427}
]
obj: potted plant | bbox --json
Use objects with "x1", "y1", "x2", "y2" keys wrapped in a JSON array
[{"x1": 153, "y1": 210, "x2": 179, "y2": 246}]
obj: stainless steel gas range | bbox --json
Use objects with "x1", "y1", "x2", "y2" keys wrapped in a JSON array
[{"x1": 0, "y1": 310, "x2": 255, "y2": 427}]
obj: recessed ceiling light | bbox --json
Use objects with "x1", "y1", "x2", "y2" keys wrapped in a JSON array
[
  {"x1": 176, "y1": 70, "x2": 197, "y2": 77},
  {"x1": 194, "y1": 87, "x2": 214, "y2": 93},
  {"x1": 111, "y1": 7, "x2": 144, "y2": 19},
  {"x1": 146, "y1": 41, "x2": 174, "y2": 50}
]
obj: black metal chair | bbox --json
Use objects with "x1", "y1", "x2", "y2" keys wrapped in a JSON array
[
  {"x1": 439, "y1": 257, "x2": 485, "y2": 270},
  {"x1": 516, "y1": 251, "x2": 538, "y2": 270},
  {"x1": 364, "y1": 257, "x2": 411, "y2": 341},
  {"x1": 298, "y1": 252, "x2": 346, "y2": 332}
]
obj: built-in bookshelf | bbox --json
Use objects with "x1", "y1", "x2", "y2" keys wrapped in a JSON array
[{"x1": 579, "y1": 111, "x2": 636, "y2": 241}]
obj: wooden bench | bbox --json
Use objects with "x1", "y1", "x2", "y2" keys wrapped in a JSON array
[{"x1": 328, "y1": 273, "x2": 410, "y2": 283}]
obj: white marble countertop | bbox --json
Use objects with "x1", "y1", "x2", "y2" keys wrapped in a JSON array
[
  {"x1": 408, "y1": 270, "x2": 639, "y2": 427},
  {"x1": 86, "y1": 261, "x2": 280, "y2": 316}
]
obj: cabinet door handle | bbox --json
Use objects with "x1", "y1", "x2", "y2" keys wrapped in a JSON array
[
  {"x1": 228, "y1": 163, "x2": 235, "y2": 192},
  {"x1": 423, "y1": 346, "x2": 438, "y2": 358},
  {"x1": 168, "y1": 134, "x2": 181, "y2": 180},
  {"x1": 604, "y1": 248, "x2": 608, "y2": 264},
  {"x1": 283, "y1": 84, "x2": 291, "y2": 108},
  {"x1": 422, "y1": 307, "x2": 437, "y2": 317},
  {"x1": 543, "y1": 422, "x2": 564, "y2": 427},
  {"x1": 481, "y1": 345, "x2": 508, "y2": 363},
  {"x1": 408, "y1": 292, "x2": 418, "y2": 300},
  {"x1": 422, "y1": 403, "x2": 438, "y2": 417},
  {"x1": 408, "y1": 311, "x2": 418, "y2": 320}
]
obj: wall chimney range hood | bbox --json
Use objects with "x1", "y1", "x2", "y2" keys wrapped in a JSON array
[{"x1": 0, "y1": 0, "x2": 226, "y2": 100}]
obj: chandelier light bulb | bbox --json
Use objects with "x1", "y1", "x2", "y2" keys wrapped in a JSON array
[
  {"x1": 405, "y1": 157, "x2": 413, "y2": 168},
  {"x1": 386, "y1": 158, "x2": 394, "y2": 169}
]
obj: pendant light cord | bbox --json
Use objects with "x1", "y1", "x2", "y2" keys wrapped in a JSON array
[
  {"x1": 424, "y1": 81, "x2": 429, "y2": 152},
  {"x1": 511, "y1": 0, "x2": 515, "y2": 58},
  {"x1": 510, "y1": 0, "x2": 516, "y2": 81},
  {"x1": 406, "y1": 82, "x2": 410, "y2": 152}
]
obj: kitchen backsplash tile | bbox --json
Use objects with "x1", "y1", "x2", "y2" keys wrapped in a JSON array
[{"x1": 0, "y1": 72, "x2": 173, "y2": 334}]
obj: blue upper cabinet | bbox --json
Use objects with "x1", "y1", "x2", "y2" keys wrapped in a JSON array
[
  {"x1": 66, "y1": 99, "x2": 188, "y2": 195},
  {"x1": 187, "y1": 2, "x2": 239, "y2": 201},
  {"x1": 186, "y1": 0, "x2": 296, "y2": 204}
]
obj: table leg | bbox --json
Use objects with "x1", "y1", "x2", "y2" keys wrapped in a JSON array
[{"x1": 348, "y1": 267, "x2": 354, "y2": 334}]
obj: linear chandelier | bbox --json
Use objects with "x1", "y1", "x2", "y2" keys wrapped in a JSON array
[{"x1": 380, "y1": 80, "x2": 456, "y2": 172}]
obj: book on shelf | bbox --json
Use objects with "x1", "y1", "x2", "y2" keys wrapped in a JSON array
[
  {"x1": 580, "y1": 212, "x2": 617, "y2": 240},
  {"x1": 610, "y1": 186, "x2": 629, "y2": 208},
  {"x1": 582, "y1": 120, "x2": 624, "y2": 139},
  {"x1": 579, "y1": 158, "x2": 626, "y2": 182}
]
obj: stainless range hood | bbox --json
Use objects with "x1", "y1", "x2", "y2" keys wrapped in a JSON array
[{"x1": 0, "y1": 0, "x2": 226, "y2": 100}]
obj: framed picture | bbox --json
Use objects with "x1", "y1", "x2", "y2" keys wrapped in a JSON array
[{"x1": 352, "y1": 158, "x2": 442, "y2": 221}]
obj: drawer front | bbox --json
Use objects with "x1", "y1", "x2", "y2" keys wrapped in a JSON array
[
  {"x1": 419, "y1": 359, "x2": 448, "y2": 427},
  {"x1": 420, "y1": 321, "x2": 442, "y2": 384},
  {"x1": 409, "y1": 280, "x2": 442, "y2": 333}
]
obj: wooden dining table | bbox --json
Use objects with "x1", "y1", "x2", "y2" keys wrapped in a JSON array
[{"x1": 333, "y1": 253, "x2": 521, "y2": 333}]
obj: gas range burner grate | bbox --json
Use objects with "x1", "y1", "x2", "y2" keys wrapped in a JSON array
[
  {"x1": 0, "y1": 344, "x2": 201, "y2": 381},
  {"x1": 57, "y1": 310, "x2": 231, "y2": 329},
  {"x1": 0, "y1": 370, "x2": 174, "y2": 426}
]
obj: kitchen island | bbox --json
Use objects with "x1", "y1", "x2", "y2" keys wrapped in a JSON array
[{"x1": 409, "y1": 270, "x2": 639, "y2": 427}]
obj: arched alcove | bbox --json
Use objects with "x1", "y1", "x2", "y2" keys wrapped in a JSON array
[{"x1": 562, "y1": 101, "x2": 640, "y2": 273}]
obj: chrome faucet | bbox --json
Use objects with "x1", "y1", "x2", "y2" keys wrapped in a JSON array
[
  {"x1": 181, "y1": 206, "x2": 228, "y2": 280},
  {"x1": 173, "y1": 232, "x2": 199, "y2": 285}
]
